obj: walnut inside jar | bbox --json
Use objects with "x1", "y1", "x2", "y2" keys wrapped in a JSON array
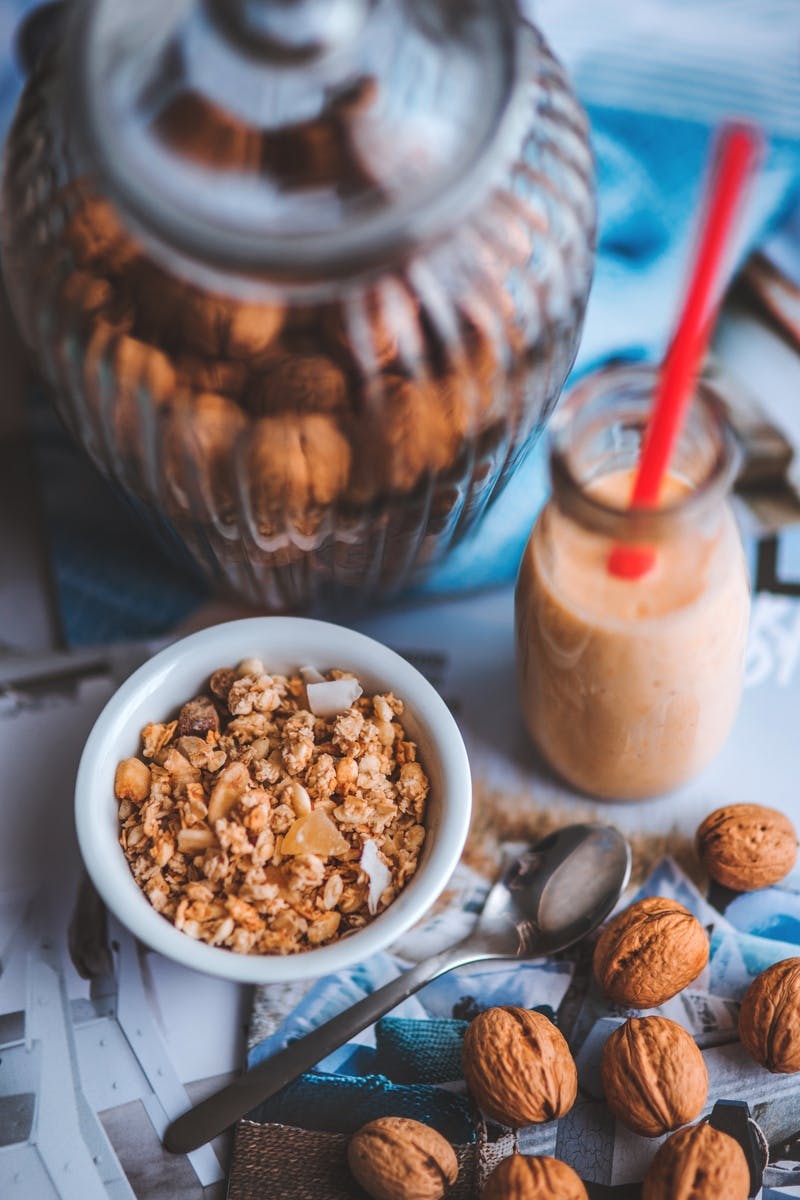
[
  {"x1": 349, "y1": 375, "x2": 464, "y2": 501},
  {"x1": 164, "y1": 391, "x2": 248, "y2": 517},
  {"x1": 175, "y1": 353, "x2": 250, "y2": 399},
  {"x1": 154, "y1": 91, "x2": 262, "y2": 170},
  {"x1": 127, "y1": 259, "x2": 285, "y2": 360},
  {"x1": 260, "y1": 78, "x2": 379, "y2": 193},
  {"x1": 64, "y1": 194, "x2": 139, "y2": 273},
  {"x1": 248, "y1": 412, "x2": 352, "y2": 529},
  {"x1": 245, "y1": 353, "x2": 349, "y2": 415},
  {"x1": 83, "y1": 324, "x2": 176, "y2": 455}
]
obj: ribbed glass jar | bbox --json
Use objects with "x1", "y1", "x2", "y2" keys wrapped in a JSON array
[{"x1": 2, "y1": 0, "x2": 595, "y2": 609}]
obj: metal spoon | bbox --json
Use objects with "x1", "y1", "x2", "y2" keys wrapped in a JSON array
[{"x1": 164, "y1": 822, "x2": 631, "y2": 1153}]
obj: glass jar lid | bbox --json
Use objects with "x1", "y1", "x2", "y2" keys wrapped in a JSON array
[{"x1": 69, "y1": 0, "x2": 526, "y2": 281}]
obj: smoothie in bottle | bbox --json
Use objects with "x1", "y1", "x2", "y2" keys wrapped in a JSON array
[{"x1": 515, "y1": 364, "x2": 750, "y2": 801}]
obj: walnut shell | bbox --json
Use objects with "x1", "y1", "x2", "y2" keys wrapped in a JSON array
[
  {"x1": 696, "y1": 803, "x2": 798, "y2": 891},
  {"x1": 83, "y1": 326, "x2": 176, "y2": 456},
  {"x1": 246, "y1": 353, "x2": 348, "y2": 415},
  {"x1": 593, "y1": 897, "x2": 709, "y2": 1008},
  {"x1": 60, "y1": 270, "x2": 114, "y2": 320},
  {"x1": 601, "y1": 1016, "x2": 708, "y2": 1137},
  {"x1": 175, "y1": 354, "x2": 250, "y2": 399},
  {"x1": 482, "y1": 1155, "x2": 588, "y2": 1200},
  {"x1": 462, "y1": 1006, "x2": 577, "y2": 1128},
  {"x1": 641, "y1": 1122, "x2": 750, "y2": 1200},
  {"x1": 65, "y1": 195, "x2": 139, "y2": 272},
  {"x1": 348, "y1": 375, "x2": 465, "y2": 503},
  {"x1": 154, "y1": 91, "x2": 262, "y2": 170},
  {"x1": 127, "y1": 260, "x2": 284, "y2": 359},
  {"x1": 347, "y1": 1117, "x2": 457, "y2": 1200},
  {"x1": 248, "y1": 412, "x2": 351, "y2": 526},
  {"x1": 164, "y1": 392, "x2": 248, "y2": 516},
  {"x1": 738, "y1": 956, "x2": 800, "y2": 1073}
]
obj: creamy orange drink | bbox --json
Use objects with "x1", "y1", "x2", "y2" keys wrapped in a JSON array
[{"x1": 515, "y1": 365, "x2": 750, "y2": 800}]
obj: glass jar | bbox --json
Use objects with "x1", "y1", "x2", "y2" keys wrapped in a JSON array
[
  {"x1": 515, "y1": 364, "x2": 750, "y2": 801},
  {"x1": 1, "y1": 0, "x2": 595, "y2": 610}
]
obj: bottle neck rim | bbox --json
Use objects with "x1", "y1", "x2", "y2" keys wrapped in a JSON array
[{"x1": 548, "y1": 363, "x2": 741, "y2": 543}]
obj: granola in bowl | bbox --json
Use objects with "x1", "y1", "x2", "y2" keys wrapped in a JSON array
[{"x1": 115, "y1": 661, "x2": 430, "y2": 955}]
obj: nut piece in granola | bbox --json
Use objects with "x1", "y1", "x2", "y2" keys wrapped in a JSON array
[
  {"x1": 116, "y1": 664, "x2": 429, "y2": 956},
  {"x1": 696, "y1": 803, "x2": 798, "y2": 892}
]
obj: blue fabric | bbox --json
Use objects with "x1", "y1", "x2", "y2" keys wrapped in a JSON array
[
  {"x1": 247, "y1": 1072, "x2": 477, "y2": 1143},
  {"x1": 7, "y1": 0, "x2": 800, "y2": 638}
]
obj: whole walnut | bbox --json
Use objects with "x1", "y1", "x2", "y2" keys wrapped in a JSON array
[
  {"x1": 601, "y1": 1016, "x2": 708, "y2": 1137},
  {"x1": 83, "y1": 325, "x2": 176, "y2": 456},
  {"x1": 462, "y1": 1006, "x2": 577, "y2": 1128},
  {"x1": 154, "y1": 91, "x2": 262, "y2": 171},
  {"x1": 127, "y1": 260, "x2": 284, "y2": 360},
  {"x1": 696, "y1": 803, "x2": 798, "y2": 892},
  {"x1": 482, "y1": 1155, "x2": 587, "y2": 1200},
  {"x1": 593, "y1": 897, "x2": 709, "y2": 1008},
  {"x1": 738, "y1": 956, "x2": 800, "y2": 1073},
  {"x1": 65, "y1": 194, "x2": 139, "y2": 273},
  {"x1": 246, "y1": 353, "x2": 348, "y2": 415},
  {"x1": 60, "y1": 270, "x2": 114, "y2": 322},
  {"x1": 227, "y1": 300, "x2": 285, "y2": 360},
  {"x1": 165, "y1": 392, "x2": 248, "y2": 516},
  {"x1": 175, "y1": 354, "x2": 250, "y2": 400},
  {"x1": 248, "y1": 412, "x2": 351, "y2": 527},
  {"x1": 350, "y1": 376, "x2": 463, "y2": 502},
  {"x1": 127, "y1": 261, "x2": 226, "y2": 355},
  {"x1": 347, "y1": 1117, "x2": 457, "y2": 1200},
  {"x1": 641, "y1": 1122, "x2": 750, "y2": 1200}
]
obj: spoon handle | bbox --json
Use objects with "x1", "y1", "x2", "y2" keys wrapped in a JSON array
[{"x1": 164, "y1": 946, "x2": 472, "y2": 1153}]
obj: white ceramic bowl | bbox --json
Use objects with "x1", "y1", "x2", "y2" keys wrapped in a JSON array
[{"x1": 75, "y1": 617, "x2": 471, "y2": 984}]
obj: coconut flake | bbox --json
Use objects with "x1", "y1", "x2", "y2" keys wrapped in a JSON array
[
  {"x1": 307, "y1": 677, "x2": 362, "y2": 718},
  {"x1": 300, "y1": 665, "x2": 326, "y2": 686},
  {"x1": 360, "y1": 839, "x2": 392, "y2": 916}
]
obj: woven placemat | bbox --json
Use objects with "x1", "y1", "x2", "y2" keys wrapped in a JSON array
[{"x1": 227, "y1": 1120, "x2": 515, "y2": 1199}]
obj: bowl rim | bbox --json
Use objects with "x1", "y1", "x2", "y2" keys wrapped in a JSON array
[{"x1": 75, "y1": 616, "x2": 472, "y2": 984}]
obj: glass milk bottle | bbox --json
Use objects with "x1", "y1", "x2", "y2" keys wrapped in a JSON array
[{"x1": 515, "y1": 364, "x2": 750, "y2": 801}]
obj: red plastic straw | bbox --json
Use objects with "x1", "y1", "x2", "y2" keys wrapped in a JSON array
[{"x1": 608, "y1": 123, "x2": 762, "y2": 579}]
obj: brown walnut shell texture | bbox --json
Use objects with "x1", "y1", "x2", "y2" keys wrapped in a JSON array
[
  {"x1": 482, "y1": 1155, "x2": 588, "y2": 1200},
  {"x1": 462, "y1": 1006, "x2": 577, "y2": 1128},
  {"x1": 738, "y1": 956, "x2": 800, "y2": 1073},
  {"x1": 696, "y1": 803, "x2": 798, "y2": 892},
  {"x1": 601, "y1": 1016, "x2": 708, "y2": 1137},
  {"x1": 641, "y1": 1122, "x2": 750, "y2": 1200},
  {"x1": 593, "y1": 897, "x2": 709, "y2": 1008},
  {"x1": 347, "y1": 1117, "x2": 458, "y2": 1200}
]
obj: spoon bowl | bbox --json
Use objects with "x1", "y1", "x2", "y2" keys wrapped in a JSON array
[{"x1": 165, "y1": 821, "x2": 631, "y2": 1154}]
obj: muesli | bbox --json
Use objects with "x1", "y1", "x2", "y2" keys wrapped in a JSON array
[{"x1": 115, "y1": 661, "x2": 429, "y2": 954}]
